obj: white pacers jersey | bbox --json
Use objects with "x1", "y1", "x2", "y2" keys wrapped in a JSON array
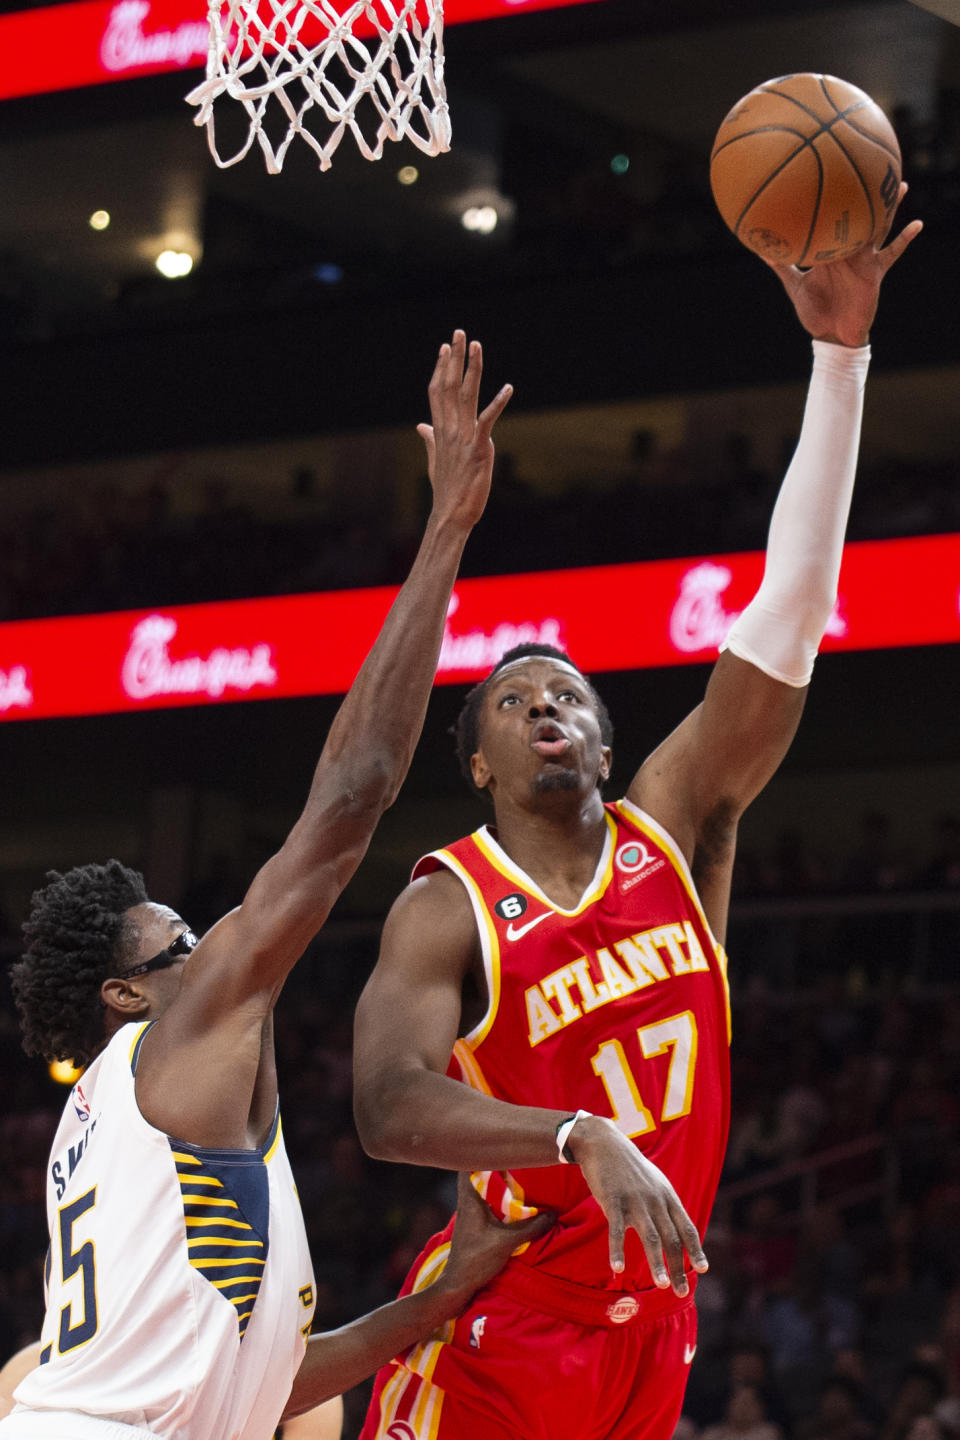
[{"x1": 7, "y1": 1021, "x2": 315, "y2": 1440}]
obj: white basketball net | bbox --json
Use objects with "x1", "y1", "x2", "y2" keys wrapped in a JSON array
[{"x1": 186, "y1": 0, "x2": 450, "y2": 175}]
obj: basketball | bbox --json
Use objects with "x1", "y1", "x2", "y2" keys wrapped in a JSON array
[{"x1": 710, "y1": 73, "x2": 902, "y2": 267}]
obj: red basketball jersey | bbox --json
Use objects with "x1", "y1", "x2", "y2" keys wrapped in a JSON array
[{"x1": 413, "y1": 798, "x2": 732, "y2": 1291}]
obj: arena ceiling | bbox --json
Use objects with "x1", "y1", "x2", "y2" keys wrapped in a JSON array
[{"x1": 0, "y1": 0, "x2": 957, "y2": 461}]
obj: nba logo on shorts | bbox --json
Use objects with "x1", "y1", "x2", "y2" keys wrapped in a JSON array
[{"x1": 470, "y1": 1315, "x2": 486, "y2": 1349}]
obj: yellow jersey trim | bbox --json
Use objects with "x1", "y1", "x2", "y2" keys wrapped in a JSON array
[
  {"x1": 128, "y1": 1020, "x2": 153, "y2": 1066},
  {"x1": 615, "y1": 799, "x2": 732, "y2": 1041},
  {"x1": 472, "y1": 813, "x2": 617, "y2": 916},
  {"x1": 263, "y1": 1113, "x2": 282, "y2": 1164},
  {"x1": 432, "y1": 847, "x2": 502, "y2": 1049}
]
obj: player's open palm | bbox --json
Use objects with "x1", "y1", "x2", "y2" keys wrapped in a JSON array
[
  {"x1": 437, "y1": 1173, "x2": 555, "y2": 1303},
  {"x1": 417, "y1": 330, "x2": 512, "y2": 530},
  {"x1": 569, "y1": 1116, "x2": 708, "y2": 1293},
  {"x1": 767, "y1": 181, "x2": 922, "y2": 347}
]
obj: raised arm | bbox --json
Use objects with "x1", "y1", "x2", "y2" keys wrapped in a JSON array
[
  {"x1": 353, "y1": 872, "x2": 707, "y2": 1288},
  {"x1": 630, "y1": 195, "x2": 922, "y2": 939},
  {"x1": 194, "y1": 334, "x2": 511, "y2": 985},
  {"x1": 137, "y1": 333, "x2": 510, "y2": 1137}
]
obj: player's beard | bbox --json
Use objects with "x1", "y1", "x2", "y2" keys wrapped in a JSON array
[{"x1": 532, "y1": 767, "x2": 580, "y2": 795}]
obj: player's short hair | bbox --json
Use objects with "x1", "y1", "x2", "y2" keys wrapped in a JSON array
[
  {"x1": 11, "y1": 860, "x2": 148, "y2": 1065},
  {"x1": 453, "y1": 642, "x2": 614, "y2": 798}
]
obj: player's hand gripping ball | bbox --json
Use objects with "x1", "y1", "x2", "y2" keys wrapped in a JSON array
[{"x1": 710, "y1": 73, "x2": 902, "y2": 266}]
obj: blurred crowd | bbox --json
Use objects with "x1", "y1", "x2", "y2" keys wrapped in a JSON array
[
  {"x1": 2, "y1": 90, "x2": 959, "y2": 624},
  {"x1": 726, "y1": 813, "x2": 960, "y2": 995},
  {"x1": 1, "y1": 915, "x2": 960, "y2": 1437},
  {"x1": 0, "y1": 445, "x2": 958, "y2": 624},
  {"x1": 733, "y1": 815, "x2": 960, "y2": 903}
]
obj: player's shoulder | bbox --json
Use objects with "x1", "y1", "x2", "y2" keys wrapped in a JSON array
[
  {"x1": 382, "y1": 865, "x2": 477, "y2": 970},
  {"x1": 389, "y1": 864, "x2": 473, "y2": 923}
]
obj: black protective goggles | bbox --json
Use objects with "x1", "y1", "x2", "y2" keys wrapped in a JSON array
[{"x1": 114, "y1": 928, "x2": 199, "y2": 982}]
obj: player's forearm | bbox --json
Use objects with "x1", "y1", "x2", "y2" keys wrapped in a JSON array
[
  {"x1": 281, "y1": 1277, "x2": 474, "y2": 1418},
  {"x1": 223, "y1": 514, "x2": 474, "y2": 978},
  {"x1": 307, "y1": 510, "x2": 471, "y2": 813},
  {"x1": 356, "y1": 1065, "x2": 571, "y2": 1171},
  {"x1": 721, "y1": 340, "x2": 870, "y2": 686}
]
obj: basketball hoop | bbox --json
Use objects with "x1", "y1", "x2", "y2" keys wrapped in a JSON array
[{"x1": 186, "y1": 0, "x2": 450, "y2": 175}]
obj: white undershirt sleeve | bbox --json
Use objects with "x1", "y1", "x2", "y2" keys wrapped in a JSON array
[{"x1": 721, "y1": 339, "x2": 871, "y2": 687}]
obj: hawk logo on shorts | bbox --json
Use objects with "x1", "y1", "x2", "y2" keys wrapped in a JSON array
[
  {"x1": 606, "y1": 1295, "x2": 640, "y2": 1324},
  {"x1": 386, "y1": 1425, "x2": 418, "y2": 1439},
  {"x1": 470, "y1": 1314, "x2": 486, "y2": 1349}
]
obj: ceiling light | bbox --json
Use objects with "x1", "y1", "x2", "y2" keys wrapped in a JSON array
[
  {"x1": 397, "y1": 165, "x2": 419, "y2": 185},
  {"x1": 461, "y1": 205, "x2": 498, "y2": 235},
  {"x1": 155, "y1": 250, "x2": 194, "y2": 279},
  {"x1": 89, "y1": 210, "x2": 111, "y2": 230}
]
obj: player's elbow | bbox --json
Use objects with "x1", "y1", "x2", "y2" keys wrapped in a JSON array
[
  {"x1": 338, "y1": 754, "x2": 400, "y2": 822},
  {"x1": 353, "y1": 1075, "x2": 418, "y2": 1162},
  {"x1": 320, "y1": 744, "x2": 411, "y2": 824},
  {"x1": 297, "y1": 763, "x2": 400, "y2": 875},
  {"x1": 353, "y1": 1090, "x2": 397, "y2": 1161}
]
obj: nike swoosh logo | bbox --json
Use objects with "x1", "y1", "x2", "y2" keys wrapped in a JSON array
[
  {"x1": 684, "y1": 1344, "x2": 697, "y2": 1365},
  {"x1": 505, "y1": 911, "x2": 552, "y2": 941}
]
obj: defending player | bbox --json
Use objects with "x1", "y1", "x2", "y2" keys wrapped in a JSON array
[
  {"x1": 0, "y1": 333, "x2": 554, "y2": 1440},
  {"x1": 0, "y1": 1343, "x2": 346, "y2": 1436},
  {"x1": 0, "y1": 1177, "x2": 550, "y2": 1439},
  {"x1": 351, "y1": 200, "x2": 923, "y2": 1440}
]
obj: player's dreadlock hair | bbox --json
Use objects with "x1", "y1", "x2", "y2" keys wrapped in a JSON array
[
  {"x1": 454, "y1": 642, "x2": 614, "y2": 799},
  {"x1": 11, "y1": 860, "x2": 148, "y2": 1066}
]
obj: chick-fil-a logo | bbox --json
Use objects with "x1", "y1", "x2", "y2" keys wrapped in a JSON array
[
  {"x1": 121, "y1": 615, "x2": 278, "y2": 701},
  {"x1": 99, "y1": 0, "x2": 208, "y2": 73},
  {"x1": 0, "y1": 665, "x2": 33, "y2": 714},
  {"x1": 668, "y1": 560, "x2": 847, "y2": 655},
  {"x1": 437, "y1": 592, "x2": 565, "y2": 673}
]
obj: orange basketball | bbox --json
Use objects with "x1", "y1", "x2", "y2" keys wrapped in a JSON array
[{"x1": 710, "y1": 73, "x2": 902, "y2": 266}]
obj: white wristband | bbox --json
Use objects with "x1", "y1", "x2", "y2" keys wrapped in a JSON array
[{"x1": 556, "y1": 1109, "x2": 592, "y2": 1164}]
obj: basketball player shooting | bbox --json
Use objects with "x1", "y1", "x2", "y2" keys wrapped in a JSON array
[
  {"x1": 351, "y1": 195, "x2": 922, "y2": 1440},
  {"x1": 1, "y1": 334, "x2": 554, "y2": 1440}
]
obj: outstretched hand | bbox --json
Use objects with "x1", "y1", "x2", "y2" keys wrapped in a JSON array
[
  {"x1": 418, "y1": 330, "x2": 512, "y2": 531},
  {"x1": 437, "y1": 1173, "x2": 555, "y2": 1303},
  {"x1": 568, "y1": 1115, "x2": 708, "y2": 1293},
  {"x1": 766, "y1": 182, "x2": 923, "y2": 348}
]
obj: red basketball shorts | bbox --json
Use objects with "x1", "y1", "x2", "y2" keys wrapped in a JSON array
[{"x1": 359, "y1": 1228, "x2": 698, "y2": 1440}]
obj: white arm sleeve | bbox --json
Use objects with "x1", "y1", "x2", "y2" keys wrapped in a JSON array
[{"x1": 721, "y1": 339, "x2": 871, "y2": 687}]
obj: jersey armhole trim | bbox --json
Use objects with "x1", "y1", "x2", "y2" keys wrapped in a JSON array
[
  {"x1": 473, "y1": 817, "x2": 616, "y2": 915},
  {"x1": 616, "y1": 799, "x2": 732, "y2": 1043},
  {"x1": 169, "y1": 1108, "x2": 282, "y2": 1166},
  {"x1": 129, "y1": 1019, "x2": 156, "y2": 1072},
  {"x1": 614, "y1": 799, "x2": 725, "y2": 957},
  {"x1": 429, "y1": 845, "x2": 501, "y2": 1050}
]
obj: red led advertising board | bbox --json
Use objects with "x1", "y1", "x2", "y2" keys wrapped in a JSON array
[
  {"x1": 0, "y1": 533, "x2": 958, "y2": 723},
  {"x1": 0, "y1": 0, "x2": 606, "y2": 102}
]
